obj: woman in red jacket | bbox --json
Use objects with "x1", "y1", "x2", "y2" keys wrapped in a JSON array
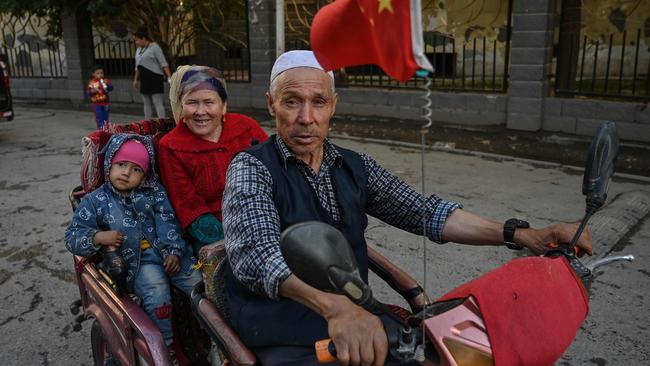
[{"x1": 158, "y1": 66, "x2": 268, "y2": 254}]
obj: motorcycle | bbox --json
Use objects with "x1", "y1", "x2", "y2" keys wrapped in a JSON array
[
  {"x1": 70, "y1": 119, "x2": 633, "y2": 366},
  {"x1": 277, "y1": 121, "x2": 635, "y2": 365},
  {"x1": 68, "y1": 119, "x2": 436, "y2": 366},
  {"x1": 68, "y1": 118, "x2": 215, "y2": 366},
  {"x1": 68, "y1": 118, "x2": 428, "y2": 366}
]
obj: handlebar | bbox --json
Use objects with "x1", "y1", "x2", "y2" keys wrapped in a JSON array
[
  {"x1": 314, "y1": 311, "x2": 419, "y2": 364},
  {"x1": 589, "y1": 254, "x2": 634, "y2": 271},
  {"x1": 315, "y1": 339, "x2": 337, "y2": 363}
]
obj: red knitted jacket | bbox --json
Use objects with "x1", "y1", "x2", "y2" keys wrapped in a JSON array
[{"x1": 157, "y1": 113, "x2": 268, "y2": 230}]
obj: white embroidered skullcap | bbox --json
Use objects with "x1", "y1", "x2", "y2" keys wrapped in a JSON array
[{"x1": 270, "y1": 50, "x2": 335, "y2": 88}]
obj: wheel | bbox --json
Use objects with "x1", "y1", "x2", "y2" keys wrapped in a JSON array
[{"x1": 90, "y1": 320, "x2": 120, "y2": 366}]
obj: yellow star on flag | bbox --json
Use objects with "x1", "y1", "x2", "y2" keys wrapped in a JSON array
[{"x1": 378, "y1": 0, "x2": 393, "y2": 14}]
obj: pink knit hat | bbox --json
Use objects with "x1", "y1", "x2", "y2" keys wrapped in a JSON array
[{"x1": 112, "y1": 139, "x2": 150, "y2": 173}]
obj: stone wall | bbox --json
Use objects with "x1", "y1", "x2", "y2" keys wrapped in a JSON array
[
  {"x1": 543, "y1": 98, "x2": 650, "y2": 142},
  {"x1": 505, "y1": 0, "x2": 554, "y2": 131}
]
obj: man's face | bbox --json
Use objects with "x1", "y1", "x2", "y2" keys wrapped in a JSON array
[{"x1": 267, "y1": 67, "x2": 337, "y2": 162}]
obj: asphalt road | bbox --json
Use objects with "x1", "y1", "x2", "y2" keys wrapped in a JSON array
[{"x1": 0, "y1": 107, "x2": 648, "y2": 365}]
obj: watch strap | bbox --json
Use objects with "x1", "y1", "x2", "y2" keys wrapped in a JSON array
[{"x1": 504, "y1": 218, "x2": 529, "y2": 250}]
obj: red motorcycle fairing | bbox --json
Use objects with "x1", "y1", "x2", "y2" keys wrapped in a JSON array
[{"x1": 435, "y1": 256, "x2": 589, "y2": 366}]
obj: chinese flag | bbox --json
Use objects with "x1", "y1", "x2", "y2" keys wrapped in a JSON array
[{"x1": 310, "y1": 0, "x2": 433, "y2": 82}]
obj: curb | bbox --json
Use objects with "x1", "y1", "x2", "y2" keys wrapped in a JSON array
[{"x1": 328, "y1": 133, "x2": 650, "y2": 184}]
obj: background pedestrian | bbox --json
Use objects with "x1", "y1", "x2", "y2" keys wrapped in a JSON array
[
  {"x1": 133, "y1": 27, "x2": 172, "y2": 119},
  {"x1": 87, "y1": 65, "x2": 113, "y2": 129}
]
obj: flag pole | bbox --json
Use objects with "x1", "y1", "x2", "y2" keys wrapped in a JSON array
[
  {"x1": 275, "y1": 0, "x2": 285, "y2": 57},
  {"x1": 416, "y1": 69, "x2": 432, "y2": 362}
]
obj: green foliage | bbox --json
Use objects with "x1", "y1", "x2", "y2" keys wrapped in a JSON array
[
  {"x1": 86, "y1": 0, "x2": 129, "y2": 17},
  {"x1": 87, "y1": 0, "x2": 246, "y2": 64},
  {"x1": 1, "y1": 0, "x2": 66, "y2": 42},
  {"x1": 1, "y1": 0, "x2": 247, "y2": 65}
]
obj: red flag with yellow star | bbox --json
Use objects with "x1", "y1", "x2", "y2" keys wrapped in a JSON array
[{"x1": 310, "y1": 0, "x2": 432, "y2": 82}]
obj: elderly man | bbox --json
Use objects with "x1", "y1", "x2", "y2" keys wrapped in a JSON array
[{"x1": 222, "y1": 50, "x2": 592, "y2": 366}]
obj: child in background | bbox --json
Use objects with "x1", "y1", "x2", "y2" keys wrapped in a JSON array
[
  {"x1": 65, "y1": 134, "x2": 200, "y2": 365},
  {"x1": 87, "y1": 65, "x2": 113, "y2": 129}
]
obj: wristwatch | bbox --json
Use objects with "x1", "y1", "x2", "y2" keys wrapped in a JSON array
[{"x1": 503, "y1": 218, "x2": 529, "y2": 250}]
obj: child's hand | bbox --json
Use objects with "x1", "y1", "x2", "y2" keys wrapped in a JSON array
[
  {"x1": 164, "y1": 255, "x2": 181, "y2": 273},
  {"x1": 93, "y1": 230, "x2": 125, "y2": 247}
]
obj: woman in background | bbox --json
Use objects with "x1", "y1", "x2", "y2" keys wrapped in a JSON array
[{"x1": 133, "y1": 27, "x2": 171, "y2": 119}]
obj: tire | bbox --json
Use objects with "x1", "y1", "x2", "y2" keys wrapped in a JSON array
[{"x1": 90, "y1": 320, "x2": 120, "y2": 366}]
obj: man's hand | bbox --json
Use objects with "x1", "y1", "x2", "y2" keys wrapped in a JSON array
[
  {"x1": 442, "y1": 210, "x2": 593, "y2": 256},
  {"x1": 279, "y1": 275, "x2": 388, "y2": 366},
  {"x1": 324, "y1": 297, "x2": 388, "y2": 366},
  {"x1": 164, "y1": 255, "x2": 181, "y2": 273},
  {"x1": 518, "y1": 222, "x2": 593, "y2": 256},
  {"x1": 132, "y1": 80, "x2": 139, "y2": 90},
  {"x1": 93, "y1": 230, "x2": 124, "y2": 248}
]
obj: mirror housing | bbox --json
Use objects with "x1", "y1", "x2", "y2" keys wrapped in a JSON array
[
  {"x1": 279, "y1": 221, "x2": 368, "y2": 301},
  {"x1": 582, "y1": 121, "x2": 618, "y2": 214},
  {"x1": 279, "y1": 222, "x2": 407, "y2": 328}
]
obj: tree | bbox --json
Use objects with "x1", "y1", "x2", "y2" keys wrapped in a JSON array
[
  {"x1": 1, "y1": 0, "x2": 247, "y2": 67},
  {"x1": 89, "y1": 0, "x2": 248, "y2": 67},
  {"x1": 0, "y1": 0, "x2": 66, "y2": 47}
]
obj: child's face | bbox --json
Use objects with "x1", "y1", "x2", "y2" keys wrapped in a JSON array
[
  {"x1": 109, "y1": 161, "x2": 145, "y2": 194},
  {"x1": 92, "y1": 69, "x2": 104, "y2": 79}
]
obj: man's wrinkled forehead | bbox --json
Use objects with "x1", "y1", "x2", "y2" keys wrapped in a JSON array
[
  {"x1": 274, "y1": 67, "x2": 334, "y2": 97},
  {"x1": 270, "y1": 50, "x2": 334, "y2": 88}
]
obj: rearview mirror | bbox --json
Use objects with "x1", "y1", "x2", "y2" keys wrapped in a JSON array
[
  {"x1": 582, "y1": 121, "x2": 619, "y2": 213},
  {"x1": 279, "y1": 221, "x2": 371, "y2": 304}
]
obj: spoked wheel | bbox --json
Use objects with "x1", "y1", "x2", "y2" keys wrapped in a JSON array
[{"x1": 91, "y1": 320, "x2": 120, "y2": 366}]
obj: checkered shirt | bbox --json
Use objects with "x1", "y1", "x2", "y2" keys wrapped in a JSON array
[{"x1": 222, "y1": 136, "x2": 461, "y2": 300}]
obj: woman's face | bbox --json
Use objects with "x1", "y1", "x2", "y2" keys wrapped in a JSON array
[
  {"x1": 134, "y1": 36, "x2": 147, "y2": 48},
  {"x1": 181, "y1": 88, "x2": 227, "y2": 141}
]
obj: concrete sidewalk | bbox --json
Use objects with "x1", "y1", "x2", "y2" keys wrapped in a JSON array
[{"x1": 0, "y1": 106, "x2": 648, "y2": 365}]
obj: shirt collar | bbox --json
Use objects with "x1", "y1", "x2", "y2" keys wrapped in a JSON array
[{"x1": 274, "y1": 135, "x2": 342, "y2": 169}]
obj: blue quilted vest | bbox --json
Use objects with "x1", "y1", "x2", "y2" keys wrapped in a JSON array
[{"x1": 225, "y1": 136, "x2": 369, "y2": 347}]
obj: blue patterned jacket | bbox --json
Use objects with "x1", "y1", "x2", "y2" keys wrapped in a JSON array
[{"x1": 64, "y1": 134, "x2": 196, "y2": 288}]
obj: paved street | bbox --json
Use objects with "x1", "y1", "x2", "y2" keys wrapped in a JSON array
[{"x1": 0, "y1": 106, "x2": 649, "y2": 365}]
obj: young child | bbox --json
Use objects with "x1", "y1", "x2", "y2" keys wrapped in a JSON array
[
  {"x1": 87, "y1": 65, "x2": 114, "y2": 130},
  {"x1": 65, "y1": 133, "x2": 200, "y2": 363}
]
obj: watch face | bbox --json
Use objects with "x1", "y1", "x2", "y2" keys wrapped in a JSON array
[{"x1": 506, "y1": 219, "x2": 530, "y2": 228}]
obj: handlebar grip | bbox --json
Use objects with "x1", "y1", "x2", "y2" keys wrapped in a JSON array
[
  {"x1": 315, "y1": 339, "x2": 337, "y2": 363},
  {"x1": 548, "y1": 242, "x2": 582, "y2": 256}
]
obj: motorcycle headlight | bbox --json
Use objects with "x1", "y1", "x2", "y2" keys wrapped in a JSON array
[{"x1": 443, "y1": 337, "x2": 494, "y2": 366}]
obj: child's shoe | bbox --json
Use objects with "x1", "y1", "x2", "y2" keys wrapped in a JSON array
[
  {"x1": 168, "y1": 344, "x2": 180, "y2": 366},
  {"x1": 98, "y1": 248, "x2": 127, "y2": 294}
]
